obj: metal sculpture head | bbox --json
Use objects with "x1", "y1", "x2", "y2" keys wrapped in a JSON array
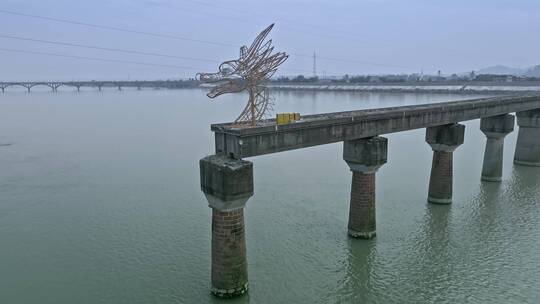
[{"x1": 197, "y1": 24, "x2": 288, "y2": 126}]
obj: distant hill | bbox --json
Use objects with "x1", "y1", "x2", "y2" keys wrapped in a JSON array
[
  {"x1": 476, "y1": 65, "x2": 524, "y2": 75},
  {"x1": 524, "y1": 65, "x2": 540, "y2": 77}
]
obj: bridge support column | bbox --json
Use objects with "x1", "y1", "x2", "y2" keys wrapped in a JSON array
[
  {"x1": 343, "y1": 136, "x2": 387, "y2": 239},
  {"x1": 425, "y1": 124, "x2": 465, "y2": 204},
  {"x1": 514, "y1": 109, "x2": 540, "y2": 166},
  {"x1": 480, "y1": 114, "x2": 515, "y2": 181},
  {"x1": 200, "y1": 155, "x2": 253, "y2": 298}
]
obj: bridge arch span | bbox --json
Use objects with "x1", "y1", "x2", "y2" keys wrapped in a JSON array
[{"x1": 26, "y1": 83, "x2": 57, "y2": 92}]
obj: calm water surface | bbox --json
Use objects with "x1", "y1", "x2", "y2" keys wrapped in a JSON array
[{"x1": 0, "y1": 89, "x2": 539, "y2": 303}]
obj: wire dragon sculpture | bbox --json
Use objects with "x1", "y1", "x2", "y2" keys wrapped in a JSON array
[{"x1": 197, "y1": 24, "x2": 288, "y2": 126}]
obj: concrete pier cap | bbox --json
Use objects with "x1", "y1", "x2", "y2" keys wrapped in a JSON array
[
  {"x1": 425, "y1": 124, "x2": 465, "y2": 204},
  {"x1": 200, "y1": 155, "x2": 254, "y2": 211},
  {"x1": 516, "y1": 108, "x2": 540, "y2": 128},
  {"x1": 343, "y1": 136, "x2": 388, "y2": 173},
  {"x1": 480, "y1": 114, "x2": 515, "y2": 137},
  {"x1": 514, "y1": 109, "x2": 540, "y2": 167},
  {"x1": 343, "y1": 136, "x2": 387, "y2": 239},
  {"x1": 426, "y1": 123, "x2": 465, "y2": 152}
]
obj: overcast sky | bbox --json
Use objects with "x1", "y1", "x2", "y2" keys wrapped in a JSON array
[{"x1": 1, "y1": 0, "x2": 539, "y2": 80}]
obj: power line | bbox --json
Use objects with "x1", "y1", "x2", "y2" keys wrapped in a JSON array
[
  {"x1": 0, "y1": 48, "x2": 204, "y2": 70},
  {"x1": 0, "y1": 9, "x2": 239, "y2": 48},
  {"x1": 0, "y1": 34, "x2": 219, "y2": 63},
  {"x1": 181, "y1": 0, "x2": 380, "y2": 45},
  {"x1": 291, "y1": 52, "x2": 415, "y2": 69},
  {"x1": 175, "y1": 1, "x2": 385, "y2": 52},
  {"x1": 0, "y1": 46, "x2": 311, "y2": 74},
  {"x1": 0, "y1": 34, "x2": 311, "y2": 74},
  {"x1": 0, "y1": 47, "x2": 407, "y2": 79},
  {"x1": 0, "y1": 9, "x2": 417, "y2": 71}
]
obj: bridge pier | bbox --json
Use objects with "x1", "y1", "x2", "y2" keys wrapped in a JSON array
[
  {"x1": 200, "y1": 155, "x2": 253, "y2": 298},
  {"x1": 425, "y1": 124, "x2": 465, "y2": 204},
  {"x1": 343, "y1": 136, "x2": 387, "y2": 239},
  {"x1": 480, "y1": 114, "x2": 515, "y2": 181},
  {"x1": 514, "y1": 109, "x2": 540, "y2": 166}
]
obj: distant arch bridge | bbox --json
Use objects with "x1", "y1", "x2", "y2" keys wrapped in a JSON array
[{"x1": 0, "y1": 81, "x2": 188, "y2": 93}]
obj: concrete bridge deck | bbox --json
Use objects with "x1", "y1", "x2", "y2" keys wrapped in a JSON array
[{"x1": 212, "y1": 94, "x2": 540, "y2": 158}]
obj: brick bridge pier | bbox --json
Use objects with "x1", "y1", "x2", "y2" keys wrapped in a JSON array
[{"x1": 199, "y1": 95, "x2": 540, "y2": 298}]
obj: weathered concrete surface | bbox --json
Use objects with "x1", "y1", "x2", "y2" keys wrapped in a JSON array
[
  {"x1": 426, "y1": 124, "x2": 465, "y2": 204},
  {"x1": 199, "y1": 155, "x2": 253, "y2": 298},
  {"x1": 480, "y1": 114, "x2": 515, "y2": 181},
  {"x1": 200, "y1": 155, "x2": 253, "y2": 211},
  {"x1": 426, "y1": 123, "x2": 465, "y2": 152},
  {"x1": 343, "y1": 136, "x2": 388, "y2": 173},
  {"x1": 514, "y1": 109, "x2": 540, "y2": 166},
  {"x1": 212, "y1": 95, "x2": 540, "y2": 159},
  {"x1": 343, "y1": 137, "x2": 387, "y2": 238}
]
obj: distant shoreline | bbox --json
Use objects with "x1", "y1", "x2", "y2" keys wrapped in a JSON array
[{"x1": 268, "y1": 83, "x2": 540, "y2": 94}]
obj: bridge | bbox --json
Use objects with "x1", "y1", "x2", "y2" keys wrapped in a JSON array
[
  {"x1": 0, "y1": 80, "x2": 192, "y2": 92},
  {"x1": 198, "y1": 94, "x2": 540, "y2": 298}
]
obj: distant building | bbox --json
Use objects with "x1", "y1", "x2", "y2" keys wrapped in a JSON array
[{"x1": 368, "y1": 76, "x2": 381, "y2": 83}]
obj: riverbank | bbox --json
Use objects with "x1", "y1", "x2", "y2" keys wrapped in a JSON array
[{"x1": 269, "y1": 83, "x2": 540, "y2": 94}]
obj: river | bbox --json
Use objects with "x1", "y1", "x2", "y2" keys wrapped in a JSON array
[{"x1": 1, "y1": 89, "x2": 539, "y2": 303}]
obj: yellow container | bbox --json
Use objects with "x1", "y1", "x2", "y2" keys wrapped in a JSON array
[
  {"x1": 276, "y1": 113, "x2": 286, "y2": 125},
  {"x1": 276, "y1": 112, "x2": 301, "y2": 125}
]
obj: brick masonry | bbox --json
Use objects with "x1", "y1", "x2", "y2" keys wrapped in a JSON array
[
  {"x1": 211, "y1": 208, "x2": 248, "y2": 298},
  {"x1": 348, "y1": 171, "x2": 376, "y2": 238}
]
